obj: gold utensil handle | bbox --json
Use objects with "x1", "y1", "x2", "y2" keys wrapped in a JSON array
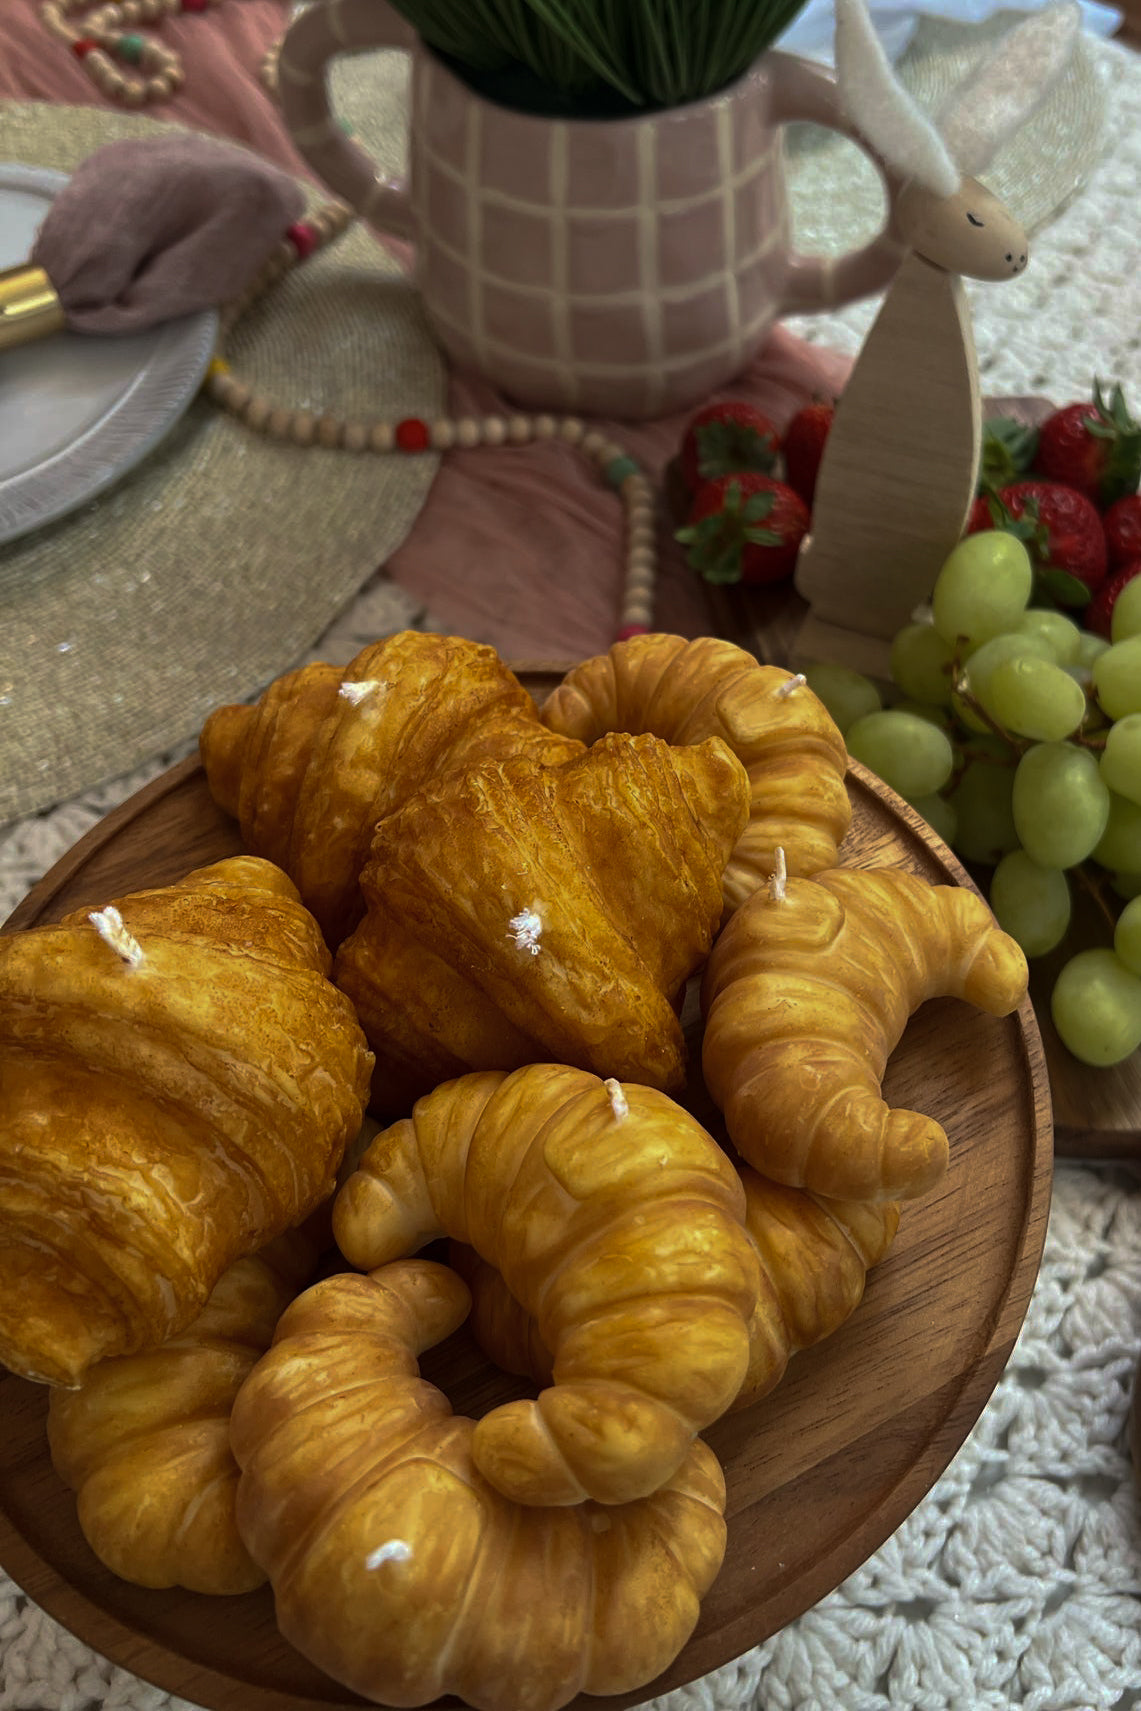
[{"x1": 0, "y1": 263, "x2": 66, "y2": 352}]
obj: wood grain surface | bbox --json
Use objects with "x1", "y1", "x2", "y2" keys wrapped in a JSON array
[{"x1": 0, "y1": 683, "x2": 1052, "y2": 1711}]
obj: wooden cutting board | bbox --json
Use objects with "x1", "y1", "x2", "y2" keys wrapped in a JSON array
[{"x1": 0, "y1": 688, "x2": 1051, "y2": 1711}]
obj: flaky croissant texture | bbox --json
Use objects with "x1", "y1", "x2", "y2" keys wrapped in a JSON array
[
  {"x1": 701, "y1": 868, "x2": 1029, "y2": 1203},
  {"x1": 540, "y1": 633, "x2": 851, "y2": 912},
  {"x1": 230, "y1": 1259, "x2": 727, "y2": 1711},
  {"x1": 450, "y1": 1169, "x2": 898, "y2": 1411},
  {"x1": 332, "y1": 1065, "x2": 763, "y2": 1506},
  {"x1": 0, "y1": 855, "x2": 372, "y2": 1387},
  {"x1": 200, "y1": 631, "x2": 585, "y2": 947},
  {"x1": 334, "y1": 731, "x2": 750, "y2": 1111},
  {"x1": 47, "y1": 1229, "x2": 317, "y2": 1594}
]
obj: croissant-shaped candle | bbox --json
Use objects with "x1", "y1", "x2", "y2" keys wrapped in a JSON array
[
  {"x1": 334, "y1": 731, "x2": 750, "y2": 1110},
  {"x1": 701, "y1": 868, "x2": 1029, "y2": 1201},
  {"x1": 733, "y1": 1168, "x2": 899, "y2": 1407},
  {"x1": 0, "y1": 856, "x2": 372, "y2": 1387},
  {"x1": 540, "y1": 633, "x2": 851, "y2": 912},
  {"x1": 199, "y1": 631, "x2": 585, "y2": 948},
  {"x1": 449, "y1": 1170, "x2": 898, "y2": 1410},
  {"x1": 230, "y1": 1260, "x2": 728, "y2": 1711},
  {"x1": 47, "y1": 1230, "x2": 317, "y2": 1594},
  {"x1": 332, "y1": 1066, "x2": 763, "y2": 1506}
]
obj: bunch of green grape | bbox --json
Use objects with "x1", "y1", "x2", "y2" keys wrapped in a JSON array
[{"x1": 804, "y1": 532, "x2": 1141, "y2": 1069}]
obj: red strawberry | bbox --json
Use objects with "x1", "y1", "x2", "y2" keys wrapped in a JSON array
[
  {"x1": 1104, "y1": 494, "x2": 1141, "y2": 569},
  {"x1": 676, "y1": 474, "x2": 809, "y2": 586},
  {"x1": 782, "y1": 401, "x2": 834, "y2": 507},
  {"x1": 679, "y1": 401, "x2": 779, "y2": 493},
  {"x1": 969, "y1": 481, "x2": 1108, "y2": 606},
  {"x1": 1085, "y1": 560, "x2": 1141, "y2": 639},
  {"x1": 1032, "y1": 381, "x2": 1141, "y2": 508}
]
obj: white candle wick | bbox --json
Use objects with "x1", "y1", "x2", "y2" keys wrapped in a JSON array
[
  {"x1": 769, "y1": 847, "x2": 788, "y2": 902},
  {"x1": 603, "y1": 1078, "x2": 629, "y2": 1121},
  {"x1": 507, "y1": 907, "x2": 543, "y2": 956},
  {"x1": 339, "y1": 679, "x2": 385, "y2": 706},
  {"x1": 364, "y1": 1540, "x2": 412, "y2": 1570},
  {"x1": 88, "y1": 906, "x2": 144, "y2": 967},
  {"x1": 774, "y1": 673, "x2": 807, "y2": 700}
]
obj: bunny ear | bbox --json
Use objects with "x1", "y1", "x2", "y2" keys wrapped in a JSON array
[
  {"x1": 834, "y1": 0, "x2": 960, "y2": 195},
  {"x1": 937, "y1": 2, "x2": 1082, "y2": 177}
]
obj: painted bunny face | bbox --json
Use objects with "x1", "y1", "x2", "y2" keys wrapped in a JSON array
[{"x1": 895, "y1": 177, "x2": 1028, "y2": 281}]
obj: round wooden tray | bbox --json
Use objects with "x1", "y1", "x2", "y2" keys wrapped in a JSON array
[{"x1": 0, "y1": 734, "x2": 1052, "y2": 1711}]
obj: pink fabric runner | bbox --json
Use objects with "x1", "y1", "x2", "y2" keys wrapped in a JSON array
[{"x1": 1, "y1": 0, "x2": 853, "y2": 659}]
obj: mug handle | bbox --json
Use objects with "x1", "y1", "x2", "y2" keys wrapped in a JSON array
[
  {"x1": 767, "y1": 51, "x2": 905, "y2": 314},
  {"x1": 277, "y1": 0, "x2": 417, "y2": 241}
]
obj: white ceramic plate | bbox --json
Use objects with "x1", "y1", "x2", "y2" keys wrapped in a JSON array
[{"x1": 0, "y1": 163, "x2": 217, "y2": 546}]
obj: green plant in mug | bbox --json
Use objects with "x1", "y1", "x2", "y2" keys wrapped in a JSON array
[{"x1": 386, "y1": 0, "x2": 811, "y2": 113}]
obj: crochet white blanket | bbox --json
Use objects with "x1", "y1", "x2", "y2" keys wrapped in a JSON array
[{"x1": 2, "y1": 34, "x2": 1140, "y2": 1711}]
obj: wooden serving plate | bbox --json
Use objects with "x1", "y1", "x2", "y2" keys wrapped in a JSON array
[{"x1": 0, "y1": 690, "x2": 1052, "y2": 1711}]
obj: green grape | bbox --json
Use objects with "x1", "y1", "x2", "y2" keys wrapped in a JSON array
[
  {"x1": 846, "y1": 710, "x2": 955, "y2": 800},
  {"x1": 1116, "y1": 895, "x2": 1141, "y2": 976},
  {"x1": 946, "y1": 747, "x2": 1020, "y2": 865},
  {"x1": 1111, "y1": 576, "x2": 1141, "y2": 643},
  {"x1": 893, "y1": 699, "x2": 954, "y2": 730},
  {"x1": 1013, "y1": 609, "x2": 1083, "y2": 666},
  {"x1": 1092, "y1": 635, "x2": 1141, "y2": 720},
  {"x1": 952, "y1": 633, "x2": 1055, "y2": 734},
  {"x1": 907, "y1": 791, "x2": 957, "y2": 847},
  {"x1": 890, "y1": 623, "x2": 954, "y2": 705},
  {"x1": 984, "y1": 656, "x2": 1088, "y2": 741},
  {"x1": 1012, "y1": 742, "x2": 1111, "y2": 869},
  {"x1": 802, "y1": 663, "x2": 881, "y2": 734},
  {"x1": 931, "y1": 532, "x2": 1034, "y2": 648},
  {"x1": 1051, "y1": 948, "x2": 1141, "y2": 1066},
  {"x1": 1075, "y1": 630, "x2": 1111, "y2": 669},
  {"x1": 989, "y1": 849, "x2": 1071, "y2": 956},
  {"x1": 1099, "y1": 714, "x2": 1141, "y2": 807},
  {"x1": 1093, "y1": 790, "x2": 1141, "y2": 874},
  {"x1": 1112, "y1": 870, "x2": 1141, "y2": 900}
]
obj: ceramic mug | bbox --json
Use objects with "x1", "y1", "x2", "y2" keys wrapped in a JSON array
[{"x1": 278, "y1": 0, "x2": 902, "y2": 419}]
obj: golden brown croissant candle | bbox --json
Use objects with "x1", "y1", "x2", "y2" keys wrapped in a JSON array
[
  {"x1": 701, "y1": 867, "x2": 1029, "y2": 1202},
  {"x1": 450, "y1": 1168, "x2": 899, "y2": 1410},
  {"x1": 230, "y1": 1259, "x2": 728, "y2": 1711},
  {"x1": 333, "y1": 1065, "x2": 763, "y2": 1506},
  {"x1": 0, "y1": 856, "x2": 372, "y2": 1387},
  {"x1": 334, "y1": 730, "x2": 750, "y2": 1110},
  {"x1": 47, "y1": 1229, "x2": 318, "y2": 1594},
  {"x1": 540, "y1": 632, "x2": 851, "y2": 912},
  {"x1": 199, "y1": 631, "x2": 585, "y2": 947}
]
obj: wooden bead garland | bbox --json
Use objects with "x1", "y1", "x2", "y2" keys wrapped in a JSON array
[
  {"x1": 205, "y1": 207, "x2": 660, "y2": 637},
  {"x1": 40, "y1": 0, "x2": 213, "y2": 105}
]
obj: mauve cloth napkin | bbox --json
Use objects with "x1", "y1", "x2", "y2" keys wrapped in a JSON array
[{"x1": 31, "y1": 134, "x2": 305, "y2": 332}]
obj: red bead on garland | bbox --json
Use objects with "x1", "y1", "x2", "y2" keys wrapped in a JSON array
[
  {"x1": 285, "y1": 221, "x2": 318, "y2": 261},
  {"x1": 616, "y1": 623, "x2": 651, "y2": 642},
  {"x1": 395, "y1": 418, "x2": 431, "y2": 453},
  {"x1": 181, "y1": 0, "x2": 210, "y2": 11},
  {"x1": 71, "y1": 37, "x2": 99, "y2": 57}
]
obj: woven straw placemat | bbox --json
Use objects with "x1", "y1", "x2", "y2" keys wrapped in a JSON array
[{"x1": 0, "y1": 100, "x2": 445, "y2": 827}]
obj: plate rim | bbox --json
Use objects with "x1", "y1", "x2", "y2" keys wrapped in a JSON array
[{"x1": 0, "y1": 160, "x2": 218, "y2": 548}]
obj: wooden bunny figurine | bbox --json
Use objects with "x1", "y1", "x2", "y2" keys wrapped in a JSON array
[{"x1": 793, "y1": 0, "x2": 1082, "y2": 680}]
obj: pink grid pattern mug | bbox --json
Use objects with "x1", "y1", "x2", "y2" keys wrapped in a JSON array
[{"x1": 278, "y1": 0, "x2": 904, "y2": 419}]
